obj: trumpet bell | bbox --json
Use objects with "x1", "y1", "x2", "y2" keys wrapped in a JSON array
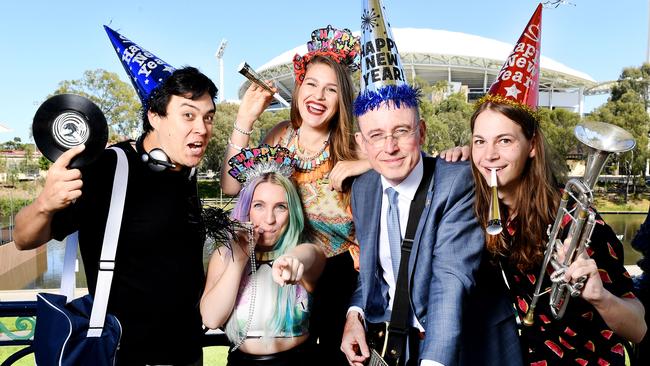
[
  {"x1": 575, "y1": 121, "x2": 636, "y2": 189},
  {"x1": 574, "y1": 121, "x2": 636, "y2": 154}
]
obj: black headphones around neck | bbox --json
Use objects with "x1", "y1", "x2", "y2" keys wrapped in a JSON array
[{"x1": 136, "y1": 135, "x2": 176, "y2": 172}]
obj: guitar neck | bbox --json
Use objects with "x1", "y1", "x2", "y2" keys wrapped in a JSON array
[
  {"x1": 369, "y1": 349, "x2": 390, "y2": 366},
  {"x1": 367, "y1": 322, "x2": 399, "y2": 366}
]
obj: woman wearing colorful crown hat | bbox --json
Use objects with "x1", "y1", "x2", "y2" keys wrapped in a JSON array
[
  {"x1": 445, "y1": 4, "x2": 646, "y2": 365},
  {"x1": 220, "y1": 24, "x2": 367, "y2": 365},
  {"x1": 202, "y1": 145, "x2": 326, "y2": 366}
]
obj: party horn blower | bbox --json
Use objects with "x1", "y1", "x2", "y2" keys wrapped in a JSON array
[
  {"x1": 238, "y1": 62, "x2": 290, "y2": 107},
  {"x1": 486, "y1": 169, "x2": 503, "y2": 235}
]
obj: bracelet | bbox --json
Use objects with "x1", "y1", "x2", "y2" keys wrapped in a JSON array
[
  {"x1": 228, "y1": 139, "x2": 246, "y2": 152},
  {"x1": 233, "y1": 121, "x2": 253, "y2": 136}
]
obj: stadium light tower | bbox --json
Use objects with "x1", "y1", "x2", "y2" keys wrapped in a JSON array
[{"x1": 215, "y1": 39, "x2": 228, "y2": 103}]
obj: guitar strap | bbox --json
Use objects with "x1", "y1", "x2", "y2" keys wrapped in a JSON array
[{"x1": 384, "y1": 156, "x2": 435, "y2": 363}]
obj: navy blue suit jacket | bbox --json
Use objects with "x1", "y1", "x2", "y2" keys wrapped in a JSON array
[{"x1": 350, "y1": 157, "x2": 483, "y2": 365}]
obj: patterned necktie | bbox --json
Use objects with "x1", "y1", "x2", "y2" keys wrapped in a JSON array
[{"x1": 386, "y1": 187, "x2": 402, "y2": 278}]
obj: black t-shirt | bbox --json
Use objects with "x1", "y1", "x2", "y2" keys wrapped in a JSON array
[{"x1": 52, "y1": 141, "x2": 206, "y2": 365}]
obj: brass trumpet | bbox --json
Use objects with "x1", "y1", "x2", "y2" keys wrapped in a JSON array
[
  {"x1": 523, "y1": 121, "x2": 635, "y2": 326},
  {"x1": 486, "y1": 168, "x2": 503, "y2": 236}
]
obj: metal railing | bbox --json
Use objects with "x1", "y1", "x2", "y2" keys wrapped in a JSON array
[{"x1": 0, "y1": 301, "x2": 229, "y2": 366}]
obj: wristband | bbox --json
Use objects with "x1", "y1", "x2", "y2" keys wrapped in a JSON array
[
  {"x1": 228, "y1": 139, "x2": 245, "y2": 151},
  {"x1": 233, "y1": 121, "x2": 253, "y2": 136}
]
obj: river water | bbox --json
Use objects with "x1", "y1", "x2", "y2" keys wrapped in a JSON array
[{"x1": 1, "y1": 214, "x2": 647, "y2": 291}]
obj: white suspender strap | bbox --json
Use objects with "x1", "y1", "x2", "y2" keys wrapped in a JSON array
[
  {"x1": 60, "y1": 231, "x2": 78, "y2": 302},
  {"x1": 87, "y1": 147, "x2": 129, "y2": 337}
]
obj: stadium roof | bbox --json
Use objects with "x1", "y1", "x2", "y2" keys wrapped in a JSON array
[{"x1": 240, "y1": 28, "x2": 598, "y2": 104}]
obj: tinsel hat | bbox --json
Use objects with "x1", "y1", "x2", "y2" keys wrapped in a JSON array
[
  {"x1": 103, "y1": 25, "x2": 176, "y2": 104},
  {"x1": 293, "y1": 24, "x2": 361, "y2": 84},
  {"x1": 479, "y1": 3, "x2": 542, "y2": 114},
  {"x1": 227, "y1": 144, "x2": 297, "y2": 186},
  {"x1": 354, "y1": 0, "x2": 419, "y2": 117}
]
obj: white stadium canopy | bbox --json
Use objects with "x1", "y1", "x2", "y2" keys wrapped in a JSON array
[{"x1": 240, "y1": 28, "x2": 599, "y2": 114}]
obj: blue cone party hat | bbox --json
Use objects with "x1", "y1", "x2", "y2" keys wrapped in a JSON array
[
  {"x1": 104, "y1": 25, "x2": 175, "y2": 104},
  {"x1": 354, "y1": 0, "x2": 419, "y2": 116}
]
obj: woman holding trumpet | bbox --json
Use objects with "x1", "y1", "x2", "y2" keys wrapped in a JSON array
[
  {"x1": 443, "y1": 5, "x2": 646, "y2": 365},
  {"x1": 469, "y1": 99, "x2": 646, "y2": 365},
  {"x1": 221, "y1": 25, "x2": 368, "y2": 365}
]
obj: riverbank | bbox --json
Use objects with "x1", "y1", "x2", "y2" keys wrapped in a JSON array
[{"x1": 594, "y1": 196, "x2": 650, "y2": 213}]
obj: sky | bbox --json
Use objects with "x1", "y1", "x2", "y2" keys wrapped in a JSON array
[{"x1": 0, "y1": 0, "x2": 647, "y2": 143}]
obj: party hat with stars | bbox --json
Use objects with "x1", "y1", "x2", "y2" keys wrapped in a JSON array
[
  {"x1": 479, "y1": 3, "x2": 542, "y2": 114},
  {"x1": 104, "y1": 25, "x2": 176, "y2": 104},
  {"x1": 354, "y1": 0, "x2": 419, "y2": 116}
]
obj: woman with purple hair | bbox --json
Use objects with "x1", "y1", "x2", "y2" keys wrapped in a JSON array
[{"x1": 201, "y1": 164, "x2": 326, "y2": 366}]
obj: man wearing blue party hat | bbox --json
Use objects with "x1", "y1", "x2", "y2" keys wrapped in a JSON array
[
  {"x1": 14, "y1": 26, "x2": 217, "y2": 365},
  {"x1": 340, "y1": 1, "x2": 484, "y2": 365}
]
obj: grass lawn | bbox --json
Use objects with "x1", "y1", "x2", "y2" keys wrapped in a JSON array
[
  {"x1": 1, "y1": 315, "x2": 227, "y2": 365},
  {"x1": 594, "y1": 196, "x2": 650, "y2": 212},
  {"x1": 0, "y1": 347, "x2": 228, "y2": 365},
  {"x1": 204, "y1": 346, "x2": 228, "y2": 365},
  {"x1": 1, "y1": 347, "x2": 228, "y2": 365}
]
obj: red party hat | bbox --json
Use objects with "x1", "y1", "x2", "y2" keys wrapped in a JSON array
[{"x1": 485, "y1": 3, "x2": 542, "y2": 111}]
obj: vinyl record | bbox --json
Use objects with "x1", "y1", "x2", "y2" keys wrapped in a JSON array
[{"x1": 33, "y1": 94, "x2": 108, "y2": 168}]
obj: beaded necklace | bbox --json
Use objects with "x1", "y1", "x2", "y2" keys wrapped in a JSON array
[
  {"x1": 288, "y1": 128, "x2": 330, "y2": 171},
  {"x1": 231, "y1": 223, "x2": 256, "y2": 352}
]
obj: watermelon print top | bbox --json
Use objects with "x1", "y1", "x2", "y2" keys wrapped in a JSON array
[{"x1": 503, "y1": 214, "x2": 637, "y2": 366}]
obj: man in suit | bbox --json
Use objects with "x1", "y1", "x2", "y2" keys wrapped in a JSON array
[
  {"x1": 342, "y1": 1, "x2": 522, "y2": 364},
  {"x1": 340, "y1": 99, "x2": 484, "y2": 366}
]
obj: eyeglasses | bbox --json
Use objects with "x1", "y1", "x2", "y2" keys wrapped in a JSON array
[{"x1": 362, "y1": 127, "x2": 418, "y2": 148}]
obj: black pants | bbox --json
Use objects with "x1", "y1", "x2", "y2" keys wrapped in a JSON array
[
  {"x1": 308, "y1": 252, "x2": 359, "y2": 366},
  {"x1": 227, "y1": 342, "x2": 311, "y2": 366}
]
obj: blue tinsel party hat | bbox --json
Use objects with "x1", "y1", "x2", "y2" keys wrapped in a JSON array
[
  {"x1": 354, "y1": 0, "x2": 419, "y2": 116},
  {"x1": 104, "y1": 25, "x2": 176, "y2": 104}
]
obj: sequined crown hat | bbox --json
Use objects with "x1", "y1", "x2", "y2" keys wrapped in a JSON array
[
  {"x1": 477, "y1": 3, "x2": 542, "y2": 117},
  {"x1": 293, "y1": 24, "x2": 361, "y2": 84},
  {"x1": 104, "y1": 25, "x2": 176, "y2": 104},
  {"x1": 354, "y1": 0, "x2": 420, "y2": 117},
  {"x1": 227, "y1": 144, "x2": 297, "y2": 186}
]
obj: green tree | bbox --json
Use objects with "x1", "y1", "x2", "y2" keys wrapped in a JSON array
[
  {"x1": 38, "y1": 155, "x2": 52, "y2": 171},
  {"x1": 416, "y1": 77, "x2": 473, "y2": 154},
  {"x1": 538, "y1": 108, "x2": 581, "y2": 179},
  {"x1": 610, "y1": 63, "x2": 650, "y2": 111},
  {"x1": 433, "y1": 92, "x2": 473, "y2": 147},
  {"x1": 203, "y1": 103, "x2": 238, "y2": 173},
  {"x1": 587, "y1": 64, "x2": 650, "y2": 200},
  {"x1": 588, "y1": 89, "x2": 650, "y2": 180},
  {"x1": 51, "y1": 69, "x2": 141, "y2": 141},
  {"x1": 1, "y1": 137, "x2": 25, "y2": 150},
  {"x1": 202, "y1": 102, "x2": 290, "y2": 173}
]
